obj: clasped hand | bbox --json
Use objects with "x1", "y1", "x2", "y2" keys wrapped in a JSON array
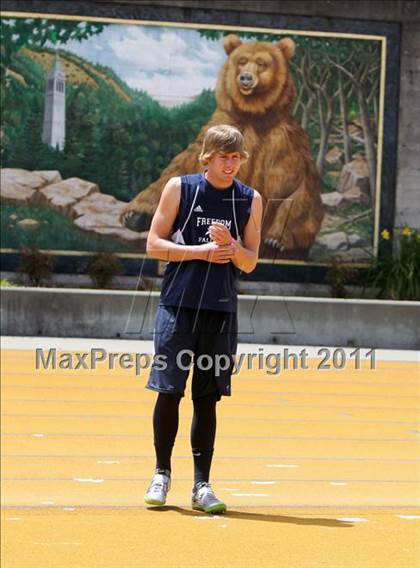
[{"x1": 202, "y1": 222, "x2": 237, "y2": 264}]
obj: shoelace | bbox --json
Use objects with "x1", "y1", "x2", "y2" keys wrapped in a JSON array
[
  {"x1": 150, "y1": 478, "x2": 169, "y2": 493},
  {"x1": 197, "y1": 483, "x2": 215, "y2": 497}
]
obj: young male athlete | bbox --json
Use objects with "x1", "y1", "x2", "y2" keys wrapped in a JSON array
[{"x1": 144, "y1": 124, "x2": 262, "y2": 513}]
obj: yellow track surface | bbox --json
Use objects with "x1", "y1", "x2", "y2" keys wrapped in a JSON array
[{"x1": 1, "y1": 345, "x2": 420, "y2": 567}]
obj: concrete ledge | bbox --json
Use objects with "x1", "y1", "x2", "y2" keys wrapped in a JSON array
[
  {"x1": 1, "y1": 287, "x2": 419, "y2": 349},
  {"x1": 0, "y1": 271, "x2": 377, "y2": 298}
]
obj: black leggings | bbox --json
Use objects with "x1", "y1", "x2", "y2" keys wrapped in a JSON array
[{"x1": 152, "y1": 392, "x2": 218, "y2": 485}]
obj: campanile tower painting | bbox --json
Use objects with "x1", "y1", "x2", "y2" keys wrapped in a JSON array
[{"x1": 42, "y1": 53, "x2": 66, "y2": 150}]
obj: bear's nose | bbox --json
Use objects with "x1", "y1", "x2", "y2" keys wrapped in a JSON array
[{"x1": 239, "y1": 72, "x2": 254, "y2": 86}]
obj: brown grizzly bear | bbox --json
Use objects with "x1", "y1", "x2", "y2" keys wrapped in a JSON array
[{"x1": 121, "y1": 34, "x2": 324, "y2": 259}]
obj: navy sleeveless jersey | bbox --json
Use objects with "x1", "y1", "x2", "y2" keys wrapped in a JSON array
[{"x1": 160, "y1": 173, "x2": 254, "y2": 312}]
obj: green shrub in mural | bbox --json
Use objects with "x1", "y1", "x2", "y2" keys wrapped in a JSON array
[{"x1": 0, "y1": 15, "x2": 382, "y2": 264}]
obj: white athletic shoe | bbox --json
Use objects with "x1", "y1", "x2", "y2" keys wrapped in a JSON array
[
  {"x1": 192, "y1": 482, "x2": 227, "y2": 514},
  {"x1": 144, "y1": 470, "x2": 171, "y2": 506}
]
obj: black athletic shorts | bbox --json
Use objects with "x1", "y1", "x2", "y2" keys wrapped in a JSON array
[{"x1": 146, "y1": 305, "x2": 238, "y2": 400}]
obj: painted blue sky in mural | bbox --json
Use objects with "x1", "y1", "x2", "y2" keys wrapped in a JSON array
[{"x1": 53, "y1": 24, "x2": 226, "y2": 104}]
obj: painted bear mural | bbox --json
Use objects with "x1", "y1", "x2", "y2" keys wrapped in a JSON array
[{"x1": 121, "y1": 34, "x2": 324, "y2": 259}]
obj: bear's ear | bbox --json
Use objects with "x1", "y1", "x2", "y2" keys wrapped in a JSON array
[
  {"x1": 224, "y1": 34, "x2": 242, "y2": 55},
  {"x1": 276, "y1": 37, "x2": 296, "y2": 60}
]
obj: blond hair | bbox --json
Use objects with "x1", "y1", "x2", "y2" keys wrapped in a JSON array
[{"x1": 199, "y1": 124, "x2": 249, "y2": 166}]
